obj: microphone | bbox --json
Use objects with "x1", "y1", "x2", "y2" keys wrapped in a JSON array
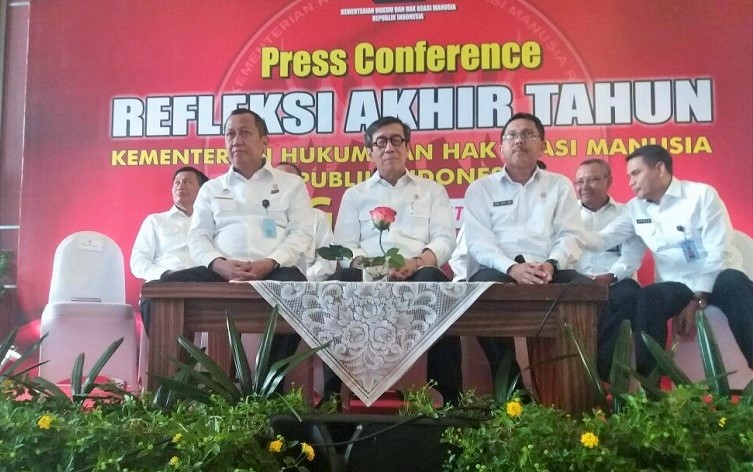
[
  {"x1": 676, "y1": 225, "x2": 685, "y2": 232},
  {"x1": 261, "y1": 199, "x2": 269, "y2": 210},
  {"x1": 514, "y1": 254, "x2": 526, "y2": 264}
]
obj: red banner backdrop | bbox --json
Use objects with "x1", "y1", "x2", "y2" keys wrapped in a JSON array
[{"x1": 17, "y1": 0, "x2": 753, "y2": 320}]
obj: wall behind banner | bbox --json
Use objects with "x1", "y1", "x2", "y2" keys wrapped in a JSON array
[{"x1": 14, "y1": 0, "x2": 753, "y2": 322}]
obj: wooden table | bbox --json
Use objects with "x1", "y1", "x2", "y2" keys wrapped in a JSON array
[{"x1": 142, "y1": 282, "x2": 607, "y2": 413}]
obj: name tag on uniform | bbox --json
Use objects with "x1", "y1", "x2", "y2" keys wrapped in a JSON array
[
  {"x1": 493, "y1": 200, "x2": 513, "y2": 207},
  {"x1": 636, "y1": 218, "x2": 652, "y2": 224},
  {"x1": 262, "y1": 218, "x2": 277, "y2": 238},
  {"x1": 680, "y1": 239, "x2": 700, "y2": 262}
]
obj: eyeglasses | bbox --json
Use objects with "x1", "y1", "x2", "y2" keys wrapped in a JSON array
[
  {"x1": 502, "y1": 131, "x2": 540, "y2": 142},
  {"x1": 372, "y1": 136, "x2": 407, "y2": 149},
  {"x1": 574, "y1": 176, "x2": 605, "y2": 187}
]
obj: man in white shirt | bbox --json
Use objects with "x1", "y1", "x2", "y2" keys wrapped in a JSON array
[
  {"x1": 131, "y1": 166, "x2": 208, "y2": 332},
  {"x1": 131, "y1": 167, "x2": 208, "y2": 282},
  {"x1": 574, "y1": 159, "x2": 644, "y2": 379},
  {"x1": 449, "y1": 161, "x2": 547, "y2": 282},
  {"x1": 332, "y1": 116, "x2": 461, "y2": 405},
  {"x1": 464, "y1": 112, "x2": 591, "y2": 385},
  {"x1": 158, "y1": 108, "x2": 314, "y2": 380},
  {"x1": 594, "y1": 144, "x2": 753, "y2": 376},
  {"x1": 276, "y1": 162, "x2": 337, "y2": 281}
]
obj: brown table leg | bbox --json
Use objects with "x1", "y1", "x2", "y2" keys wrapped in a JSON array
[
  {"x1": 528, "y1": 301, "x2": 597, "y2": 414},
  {"x1": 207, "y1": 331, "x2": 232, "y2": 375},
  {"x1": 146, "y1": 298, "x2": 184, "y2": 392}
]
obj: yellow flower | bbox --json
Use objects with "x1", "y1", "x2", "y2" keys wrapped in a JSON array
[
  {"x1": 506, "y1": 399, "x2": 523, "y2": 418},
  {"x1": 580, "y1": 432, "x2": 599, "y2": 448},
  {"x1": 37, "y1": 415, "x2": 53, "y2": 430},
  {"x1": 172, "y1": 433, "x2": 182, "y2": 443},
  {"x1": 169, "y1": 456, "x2": 179, "y2": 466},
  {"x1": 719, "y1": 417, "x2": 727, "y2": 428},
  {"x1": 268, "y1": 439, "x2": 284, "y2": 453},
  {"x1": 301, "y1": 442, "x2": 315, "y2": 462}
]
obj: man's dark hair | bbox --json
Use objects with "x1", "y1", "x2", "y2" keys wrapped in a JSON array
[
  {"x1": 626, "y1": 144, "x2": 673, "y2": 175},
  {"x1": 276, "y1": 162, "x2": 303, "y2": 177},
  {"x1": 500, "y1": 112, "x2": 545, "y2": 141},
  {"x1": 364, "y1": 116, "x2": 411, "y2": 148},
  {"x1": 226, "y1": 108, "x2": 269, "y2": 137},
  {"x1": 579, "y1": 158, "x2": 612, "y2": 179},
  {"x1": 173, "y1": 166, "x2": 209, "y2": 186}
]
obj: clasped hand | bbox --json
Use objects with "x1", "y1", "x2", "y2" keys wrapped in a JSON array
[{"x1": 508, "y1": 262, "x2": 554, "y2": 284}]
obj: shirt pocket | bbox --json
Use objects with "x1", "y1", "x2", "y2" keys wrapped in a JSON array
[
  {"x1": 211, "y1": 197, "x2": 236, "y2": 213},
  {"x1": 402, "y1": 208, "x2": 430, "y2": 243},
  {"x1": 634, "y1": 222, "x2": 657, "y2": 248},
  {"x1": 266, "y1": 201, "x2": 290, "y2": 229}
]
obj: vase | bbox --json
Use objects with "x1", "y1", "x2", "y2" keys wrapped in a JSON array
[{"x1": 362, "y1": 261, "x2": 390, "y2": 282}]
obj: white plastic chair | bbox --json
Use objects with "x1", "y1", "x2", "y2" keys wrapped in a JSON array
[
  {"x1": 673, "y1": 230, "x2": 753, "y2": 390},
  {"x1": 39, "y1": 231, "x2": 138, "y2": 388}
]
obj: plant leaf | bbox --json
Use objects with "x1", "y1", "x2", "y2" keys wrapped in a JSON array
[
  {"x1": 2, "y1": 333, "x2": 48, "y2": 377},
  {"x1": 82, "y1": 337, "x2": 124, "y2": 395},
  {"x1": 152, "y1": 356, "x2": 199, "y2": 409},
  {"x1": 29, "y1": 376, "x2": 71, "y2": 400},
  {"x1": 176, "y1": 336, "x2": 239, "y2": 400},
  {"x1": 254, "y1": 305, "x2": 280, "y2": 393},
  {"x1": 163, "y1": 355, "x2": 238, "y2": 402},
  {"x1": 316, "y1": 245, "x2": 353, "y2": 261},
  {"x1": 609, "y1": 320, "x2": 634, "y2": 394},
  {"x1": 0, "y1": 328, "x2": 18, "y2": 373},
  {"x1": 739, "y1": 379, "x2": 753, "y2": 407},
  {"x1": 639, "y1": 331, "x2": 691, "y2": 385},
  {"x1": 153, "y1": 376, "x2": 215, "y2": 405},
  {"x1": 259, "y1": 343, "x2": 329, "y2": 398},
  {"x1": 492, "y1": 348, "x2": 517, "y2": 404},
  {"x1": 227, "y1": 315, "x2": 253, "y2": 395},
  {"x1": 564, "y1": 322, "x2": 609, "y2": 411},
  {"x1": 388, "y1": 254, "x2": 405, "y2": 269},
  {"x1": 71, "y1": 353, "x2": 85, "y2": 396},
  {"x1": 695, "y1": 308, "x2": 730, "y2": 396}
]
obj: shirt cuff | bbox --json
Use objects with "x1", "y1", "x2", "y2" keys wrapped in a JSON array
[{"x1": 423, "y1": 242, "x2": 451, "y2": 266}]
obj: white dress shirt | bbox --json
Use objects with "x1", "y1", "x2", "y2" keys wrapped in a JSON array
[
  {"x1": 464, "y1": 167, "x2": 585, "y2": 275},
  {"x1": 130, "y1": 206, "x2": 197, "y2": 281},
  {"x1": 334, "y1": 172, "x2": 456, "y2": 265},
  {"x1": 595, "y1": 177, "x2": 743, "y2": 293},
  {"x1": 303, "y1": 208, "x2": 337, "y2": 281},
  {"x1": 188, "y1": 166, "x2": 314, "y2": 268},
  {"x1": 448, "y1": 225, "x2": 468, "y2": 281},
  {"x1": 576, "y1": 197, "x2": 645, "y2": 281}
]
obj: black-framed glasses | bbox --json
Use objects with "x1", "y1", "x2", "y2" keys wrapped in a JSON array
[
  {"x1": 501, "y1": 131, "x2": 540, "y2": 142},
  {"x1": 372, "y1": 136, "x2": 407, "y2": 149}
]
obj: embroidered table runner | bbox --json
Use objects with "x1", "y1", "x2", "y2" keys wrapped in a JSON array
[{"x1": 248, "y1": 281, "x2": 493, "y2": 406}]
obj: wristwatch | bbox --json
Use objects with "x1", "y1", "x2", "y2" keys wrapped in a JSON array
[{"x1": 545, "y1": 259, "x2": 559, "y2": 273}]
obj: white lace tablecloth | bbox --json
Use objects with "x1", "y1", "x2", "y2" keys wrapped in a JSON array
[{"x1": 248, "y1": 281, "x2": 493, "y2": 406}]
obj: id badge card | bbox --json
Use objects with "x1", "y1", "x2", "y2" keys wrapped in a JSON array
[
  {"x1": 262, "y1": 218, "x2": 277, "y2": 238},
  {"x1": 680, "y1": 239, "x2": 699, "y2": 262}
]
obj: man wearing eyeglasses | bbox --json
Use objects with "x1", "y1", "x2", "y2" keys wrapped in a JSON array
[
  {"x1": 332, "y1": 116, "x2": 461, "y2": 405},
  {"x1": 463, "y1": 112, "x2": 590, "y2": 385},
  {"x1": 574, "y1": 159, "x2": 645, "y2": 379}
]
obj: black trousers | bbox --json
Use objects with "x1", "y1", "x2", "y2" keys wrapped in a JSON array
[
  {"x1": 633, "y1": 268, "x2": 753, "y2": 376},
  {"x1": 140, "y1": 265, "x2": 306, "y2": 391},
  {"x1": 324, "y1": 267, "x2": 463, "y2": 405},
  {"x1": 595, "y1": 278, "x2": 642, "y2": 379},
  {"x1": 468, "y1": 268, "x2": 594, "y2": 387}
]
